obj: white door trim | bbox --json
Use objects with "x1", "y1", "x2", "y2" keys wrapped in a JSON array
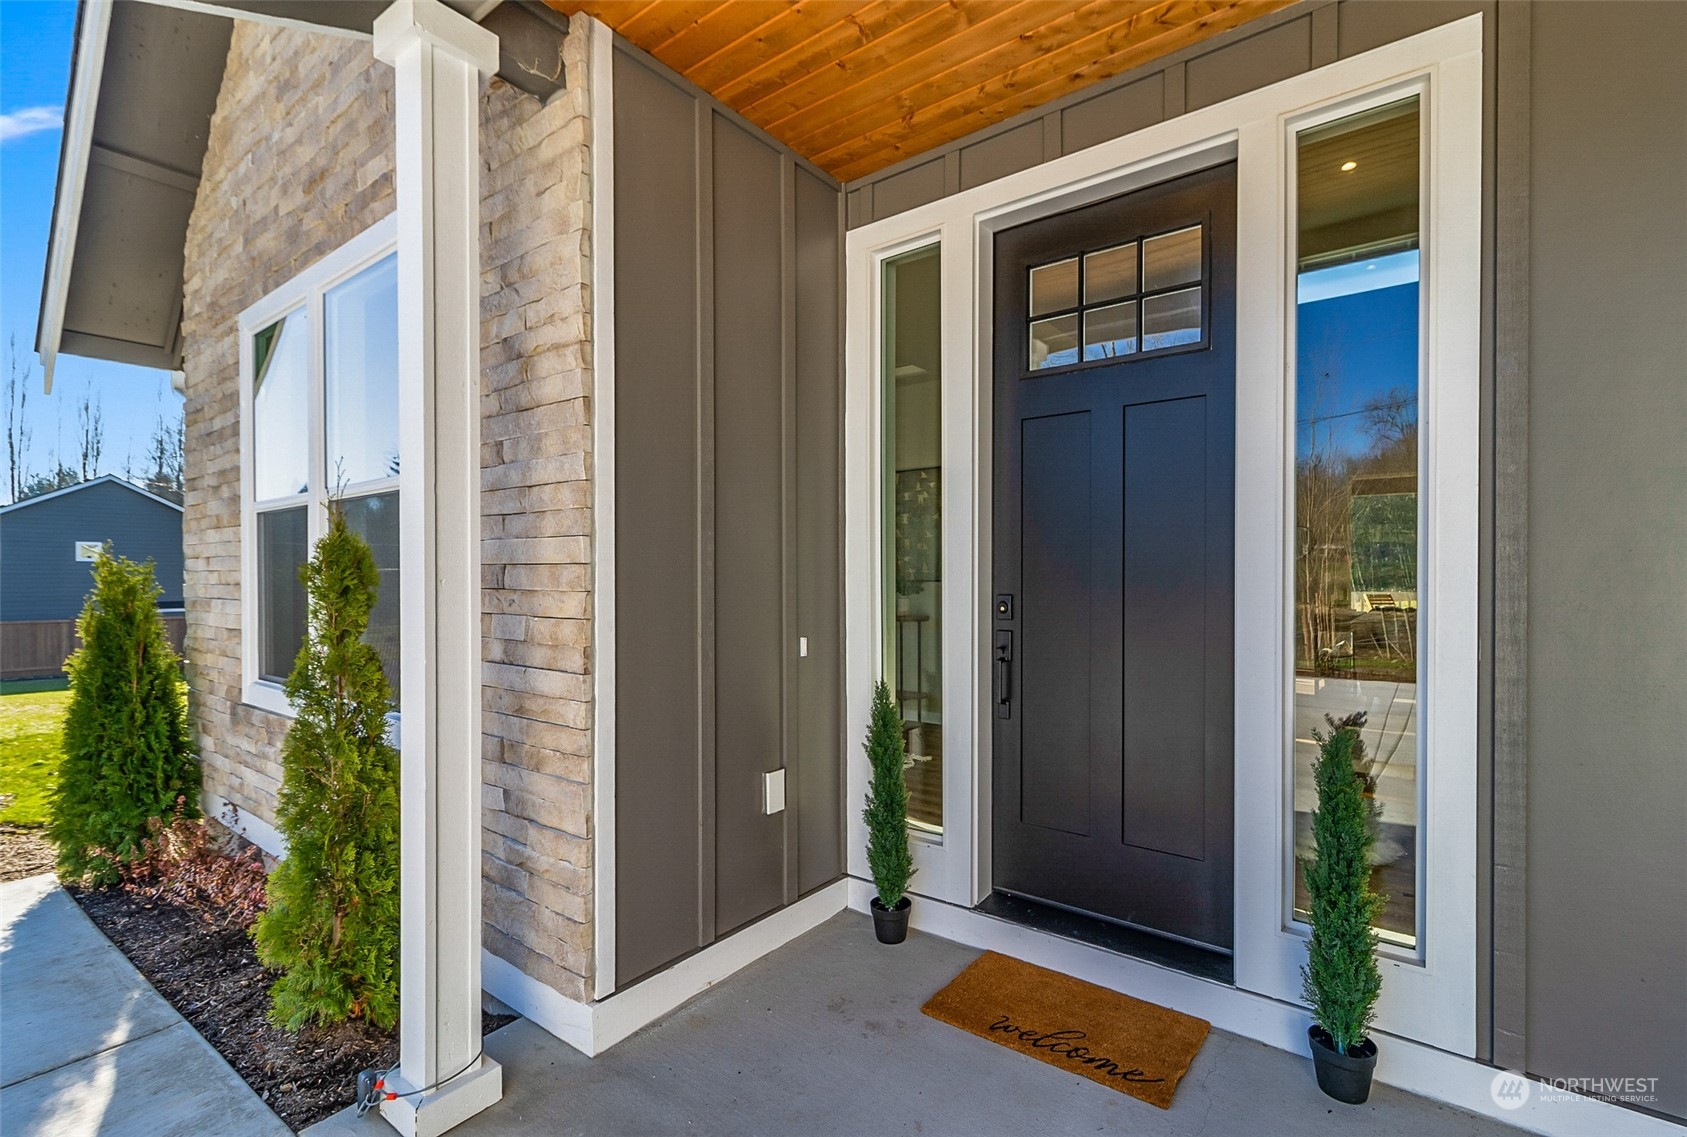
[{"x1": 844, "y1": 14, "x2": 1482, "y2": 1056}]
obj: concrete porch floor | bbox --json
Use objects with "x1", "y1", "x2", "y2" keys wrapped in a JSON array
[{"x1": 307, "y1": 911, "x2": 1524, "y2": 1137}]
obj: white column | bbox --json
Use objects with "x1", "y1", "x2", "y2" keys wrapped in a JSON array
[{"x1": 373, "y1": 2, "x2": 501, "y2": 1135}]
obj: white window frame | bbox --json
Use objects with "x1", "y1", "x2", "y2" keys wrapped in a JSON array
[
  {"x1": 238, "y1": 215, "x2": 399, "y2": 717},
  {"x1": 845, "y1": 16, "x2": 1481, "y2": 1055}
]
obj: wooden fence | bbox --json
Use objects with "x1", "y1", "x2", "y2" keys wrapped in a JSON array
[{"x1": 1, "y1": 613, "x2": 187, "y2": 680}]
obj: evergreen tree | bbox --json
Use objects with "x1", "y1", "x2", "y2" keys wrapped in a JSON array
[
  {"x1": 50, "y1": 552, "x2": 196, "y2": 883},
  {"x1": 862, "y1": 679, "x2": 914, "y2": 907},
  {"x1": 1300, "y1": 711, "x2": 1386, "y2": 1054},
  {"x1": 254, "y1": 505, "x2": 400, "y2": 1030}
]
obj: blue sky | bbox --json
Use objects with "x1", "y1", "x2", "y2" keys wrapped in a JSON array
[
  {"x1": 1296, "y1": 254, "x2": 1420, "y2": 461},
  {"x1": 1, "y1": 0, "x2": 182, "y2": 500}
]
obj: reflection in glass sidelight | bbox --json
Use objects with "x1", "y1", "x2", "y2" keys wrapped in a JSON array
[
  {"x1": 883, "y1": 246, "x2": 945, "y2": 837},
  {"x1": 1291, "y1": 98, "x2": 1422, "y2": 948}
]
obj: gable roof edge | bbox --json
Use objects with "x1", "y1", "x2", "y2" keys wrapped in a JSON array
[{"x1": 0, "y1": 475, "x2": 185, "y2": 517}]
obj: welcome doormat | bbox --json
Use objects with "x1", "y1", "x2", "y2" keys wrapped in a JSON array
[{"x1": 920, "y1": 952, "x2": 1210, "y2": 1109}]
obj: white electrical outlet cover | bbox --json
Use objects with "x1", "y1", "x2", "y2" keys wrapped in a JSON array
[{"x1": 762, "y1": 768, "x2": 787, "y2": 815}]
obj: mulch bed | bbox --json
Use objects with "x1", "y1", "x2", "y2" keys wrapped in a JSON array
[
  {"x1": 0, "y1": 826, "x2": 57, "y2": 882},
  {"x1": 67, "y1": 884, "x2": 515, "y2": 1132}
]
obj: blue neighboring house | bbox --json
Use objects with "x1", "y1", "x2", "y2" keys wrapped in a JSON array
[{"x1": 0, "y1": 475, "x2": 184, "y2": 626}]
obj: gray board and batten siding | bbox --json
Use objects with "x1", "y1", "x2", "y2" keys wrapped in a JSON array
[
  {"x1": 843, "y1": 0, "x2": 1687, "y2": 1120},
  {"x1": 0, "y1": 477, "x2": 184, "y2": 622},
  {"x1": 611, "y1": 39, "x2": 845, "y2": 988}
]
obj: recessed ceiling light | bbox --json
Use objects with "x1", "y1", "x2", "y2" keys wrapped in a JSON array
[{"x1": 1340, "y1": 160, "x2": 1358, "y2": 172}]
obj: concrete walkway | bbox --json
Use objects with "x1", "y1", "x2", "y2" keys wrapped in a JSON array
[
  {"x1": 308, "y1": 912, "x2": 1526, "y2": 1137},
  {"x1": 0, "y1": 874, "x2": 289, "y2": 1137}
]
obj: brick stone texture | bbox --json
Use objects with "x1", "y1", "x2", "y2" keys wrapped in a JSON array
[{"x1": 179, "y1": 21, "x2": 594, "y2": 1002}]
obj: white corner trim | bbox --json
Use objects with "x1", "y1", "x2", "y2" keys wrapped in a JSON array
[
  {"x1": 585, "y1": 11, "x2": 617, "y2": 1005},
  {"x1": 484, "y1": 880, "x2": 849, "y2": 1057},
  {"x1": 592, "y1": 881, "x2": 848, "y2": 1051},
  {"x1": 203, "y1": 791, "x2": 286, "y2": 857},
  {"x1": 481, "y1": 949, "x2": 596, "y2": 1053},
  {"x1": 37, "y1": 0, "x2": 114, "y2": 395},
  {"x1": 843, "y1": 879, "x2": 1676, "y2": 1137}
]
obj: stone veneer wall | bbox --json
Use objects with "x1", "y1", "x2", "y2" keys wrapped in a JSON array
[{"x1": 180, "y1": 19, "x2": 594, "y2": 1002}]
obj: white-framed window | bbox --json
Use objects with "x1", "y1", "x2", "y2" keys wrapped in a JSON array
[{"x1": 239, "y1": 217, "x2": 401, "y2": 716}]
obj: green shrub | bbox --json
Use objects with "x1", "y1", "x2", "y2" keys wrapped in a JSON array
[
  {"x1": 1300, "y1": 711, "x2": 1386, "y2": 1054},
  {"x1": 49, "y1": 551, "x2": 196, "y2": 883},
  {"x1": 862, "y1": 679, "x2": 914, "y2": 908},
  {"x1": 254, "y1": 505, "x2": 400, "y2": 1030}
]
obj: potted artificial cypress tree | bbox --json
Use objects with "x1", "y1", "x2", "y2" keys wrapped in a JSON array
[
  {"x1": 863, "y1": 679, "x2": 915, "y2": 944},
  {"x1": 1300, "y1": 711, "x2": 1386, "y2": 1103}
]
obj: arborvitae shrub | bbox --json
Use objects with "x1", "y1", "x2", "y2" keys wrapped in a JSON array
[
  {"x1": 254, "y1": 505, "x2": 400, "y2": 1030},
  {"x1": 863, "y1": 679, "x2": 914, "y2": 907},
  {"x1": 50, "y1": 551, "x2": 197, "y2": 883},
  {"x1": 1300, "y1": 711, "x2": 1386, "y2": 1054}
]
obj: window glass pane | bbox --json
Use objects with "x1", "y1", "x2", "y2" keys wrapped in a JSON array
[
  {"x1": 1082, "y1": 302, "x2": 1138, "y2": 360},
  {"x1": 326, "y1": 254, "x2": 400, "y2": 487},
  {"x1": 1292, "y1": 97, "x2": 1421, "y2": 948},
  {"x1": 340, "y1": 492, "x2": 402, "y2": 704},
  {"x1": 258, "y1": 506, "x2": 308, "y2": 684},
  {"x1": 1084, "y1": 242, "x2": 1138, "y2": 304},
  {"x1": 1028, "y1": 256, "x2": 1078, "y2": 317},
  {"x1": 1142, "y1": 225, "x2": 1202, "y2": 291},
  {"x1": 1141, "y1": 288, "x2": 1202, "y2": 350},
  {"x1": 882, "y1": 246, "x2": 943, "y2": 837},
  {"x1": 252, "y1": 310, "x2": 311, "y2": 501},
  {"x1": 1029, "y1": 314, "x2": 1080, "y2": 370}
]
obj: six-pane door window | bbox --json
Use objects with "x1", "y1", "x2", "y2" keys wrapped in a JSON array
[{"x1": 1026, "y1": 223, "x2": 1205, "y2": 371}]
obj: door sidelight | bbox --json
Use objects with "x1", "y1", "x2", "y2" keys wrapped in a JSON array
[{"x1": 995, "y1": 630, "x2": 1013, "y2": 718}]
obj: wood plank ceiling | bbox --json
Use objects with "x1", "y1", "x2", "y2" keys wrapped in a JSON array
[{"x1": 545, "y1": 0, "x2": 1297, "y2": 183}]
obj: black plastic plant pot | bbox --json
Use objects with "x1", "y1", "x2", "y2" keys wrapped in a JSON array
[
  {"x1": 870, "y1": 895, "x2": 912, "y2": 944},
  {"x1": 1308, "y1": 1025, "x2": 1378, "y2": 1104}
]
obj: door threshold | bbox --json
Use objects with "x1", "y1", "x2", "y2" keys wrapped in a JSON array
[{"x1": 974, "y1": 891, "x2": 1234, "y2": 985}]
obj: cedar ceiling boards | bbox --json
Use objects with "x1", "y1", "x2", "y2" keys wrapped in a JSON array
[{"x1": 546, "y1": 0, "x2": 1297, "y2": 181}]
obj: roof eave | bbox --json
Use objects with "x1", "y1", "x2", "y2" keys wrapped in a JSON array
[{"x1": 35, "y1": 0, "x2": 113, "y2": 396}]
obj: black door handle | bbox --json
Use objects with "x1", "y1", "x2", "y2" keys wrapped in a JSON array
[{"x1": 995, "y1": 631, "x2": 1013, "y2": 719}]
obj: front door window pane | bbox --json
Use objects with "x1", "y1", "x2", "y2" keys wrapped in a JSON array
[
  {"x1": 1142, "y1": 225, "x2": 1202, "y2": 291},
  {"x1": 325, "y1": 254, "x2": 400, "y2": 487},
  {"x1": 1292, "y1": 98, "x2": 1422, "y2": 948},
  {"x1": 883, "y1": 246, "x2": 943, "y2": 837},
  {"x1": 253, "y1": 311, "x2": 311, "y2": 501}
]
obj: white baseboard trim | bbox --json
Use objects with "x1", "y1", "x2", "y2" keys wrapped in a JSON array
[
  {"x1": 482, "y1": 879, "x2": 850, "y2": 1057},
  {"x1": 844, "y1": 879, "x2": 1679, "y2": 1137},
  {"x1": 202, "y1": 791, "x2": 286, "y2": 857}
]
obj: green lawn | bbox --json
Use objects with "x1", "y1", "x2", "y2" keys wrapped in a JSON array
[{"x1": 0, "y1": 690, "x2": 71, "y2": 827}]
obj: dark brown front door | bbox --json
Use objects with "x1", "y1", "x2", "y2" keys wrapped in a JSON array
[{"x1": 992, "y1": 163, "x2": 1236, "y2": 952}]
